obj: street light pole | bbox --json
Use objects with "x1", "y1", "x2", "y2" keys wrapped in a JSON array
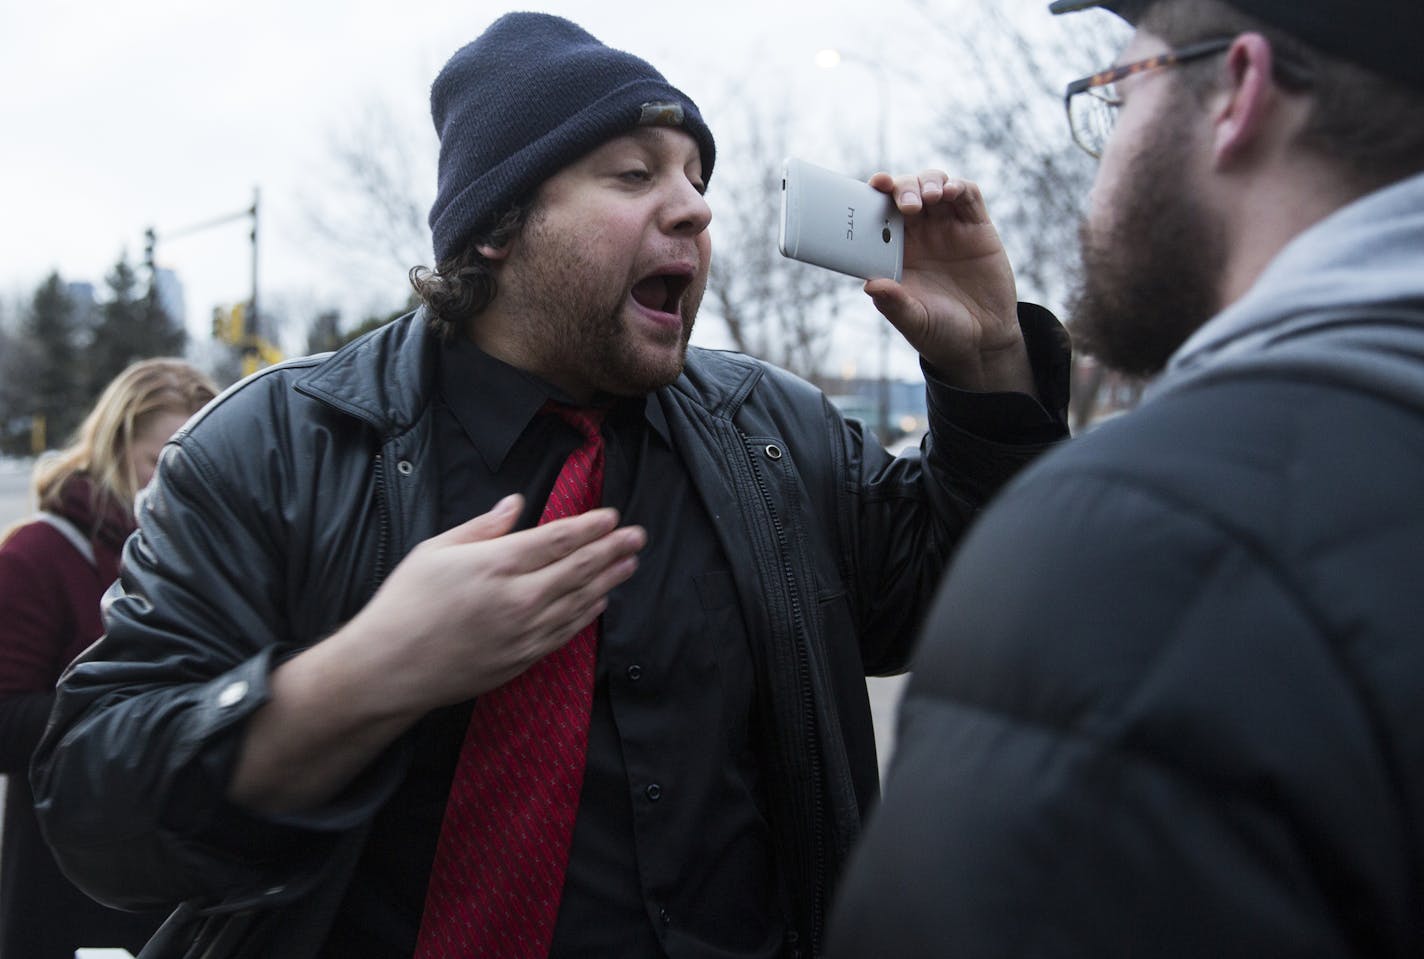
[
  {"x1": 817, "y1": 48, "x2": 894, "y2": 442},
  {"x1": 249, "y1": 186, "x2": 260, "y2": 345},
  {"x1": 147, "y1": 194, "x2": 260, "y2": 343}
]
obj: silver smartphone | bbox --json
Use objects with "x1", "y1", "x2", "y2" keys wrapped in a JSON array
[{"x1": 778, "y1": 157, "x2": 904, "y2": 282}]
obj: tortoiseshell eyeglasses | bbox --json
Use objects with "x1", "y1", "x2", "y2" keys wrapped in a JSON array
[{"x1": 1064, "y1": 37, "x2": 1235, "y2": 158}]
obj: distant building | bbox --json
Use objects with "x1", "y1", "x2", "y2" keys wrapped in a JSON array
[
  {"x1": 153, "y1": 268, "x2": 187, "y2": 328},
  {"x1": 64, "y1": 281, "x2": 98, "y2": 333},
  {"x1": 820, "y1": 375, "x2": 928, "y2": 443}
]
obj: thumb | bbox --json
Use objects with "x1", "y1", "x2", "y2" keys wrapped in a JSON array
[
  {"x1": 864, "y1": 280, "x2": 917, "y2": 332},
  {"x1": 440, "y1": 493, "x2": 524, "y2": 545}
]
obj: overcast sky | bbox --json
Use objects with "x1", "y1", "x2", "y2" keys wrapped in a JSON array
[{"x1": 2, "y1": 0, "x2": 1088, "y2": 375}]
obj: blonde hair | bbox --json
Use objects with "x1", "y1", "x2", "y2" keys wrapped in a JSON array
[{"x1": 31, "y1": 358, "x2": 218, "y2": 522}]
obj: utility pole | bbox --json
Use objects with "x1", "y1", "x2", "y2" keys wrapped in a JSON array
[
  {"x1": 143, "y1": 226, "x2": 160, "y2": 318},
  {"x1": 146, "y1": 191, "x2": 260, "y2": 340},
  {"x1": 248, "y1": 187, "x2": 260, "y2": 345},
  {"x1": 153, "y1": 189, "x2": 280, "y2": 376}
]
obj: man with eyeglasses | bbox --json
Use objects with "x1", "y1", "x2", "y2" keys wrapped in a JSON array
[{"x1": 829, "y1": 0, "x2": 1424, "y2": 955}]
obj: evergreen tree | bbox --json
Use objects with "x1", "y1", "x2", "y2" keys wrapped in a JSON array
[
  {"x1": 87, "y1": 256, "x2": 144, "y2": 399},
  {"x1": 139, "y1": 284, "x2": 186, "y2": 359},
  {"x1": 87, "y1": 253, "x2": 188, "y2": 401},
  {"x1": 338, "y1": 301, "x2": 414, "y2": 347},
  {"x1": 305, "y1": 309, "x2": 345, "y2": 355},
  {"x1": 16, "y1": 273, "x2": 85, "y2": 450},
  {"x1": 0, "y1": 303, "x2": 40, "y2": 454}
]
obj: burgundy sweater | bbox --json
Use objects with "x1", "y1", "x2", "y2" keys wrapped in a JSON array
[
  {"x1": 0, "y1": 476, "x2": 165, "y2": 959},
  {"x1": 0, "y1": 478, "x2": 131, "y2": 769}
]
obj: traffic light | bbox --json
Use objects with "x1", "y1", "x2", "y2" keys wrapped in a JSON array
[
  {"x1": 143, "y1": 227, "x2": 157, "y2": 272},
  {"x1": 210, "y1": 303, "x2": 246, "y2": 344}
]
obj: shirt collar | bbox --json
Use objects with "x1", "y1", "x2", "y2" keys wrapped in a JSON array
[{"x1": 438, "y1": 336, "x2": 670, "y2": 471}]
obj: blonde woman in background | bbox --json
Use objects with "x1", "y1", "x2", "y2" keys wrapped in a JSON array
[{"x1": 0, "y1": 357, "x2": 216, "y2": 959}]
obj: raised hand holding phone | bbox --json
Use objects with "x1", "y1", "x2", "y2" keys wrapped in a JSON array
[
  {"x1": 778, "y1": 157, "x2": 904, "y2": 281},
  {"x1": 864, "y1": 170, "x2": 1035, "y2": 396},
  {"x1": 780, "y1": 158, "x2": 1035, "y2": 397}
]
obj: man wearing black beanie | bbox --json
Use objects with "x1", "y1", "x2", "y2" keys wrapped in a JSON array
[
  {"x1": 829, "y1": 0, "x2": 1424, "y2": 956},
  {"x1": 32, "y1": 12, "x2": 1071, "y2": 959}
]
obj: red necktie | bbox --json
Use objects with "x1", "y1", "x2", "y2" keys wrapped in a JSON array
[{"x1": 414, "y1": 404, "x2": 607, "y2": 959}]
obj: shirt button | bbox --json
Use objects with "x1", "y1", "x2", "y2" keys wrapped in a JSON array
[
  {"x1": 644, "y1": 783, "x2": 662, "y2": 802},
  {"x1": 217, "y1": 680, "x2": 249, "y2": 708},
  {"x1": 626, "y1": 664, "x2": 642, "y2": 681}
]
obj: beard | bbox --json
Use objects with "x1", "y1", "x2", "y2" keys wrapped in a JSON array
[
  {"x1": 1068, "y1": 108, "x2": 1226, "y2": 378},
  {"x1": 506, "y1": 205, "x2": 705, "y2": 398}
]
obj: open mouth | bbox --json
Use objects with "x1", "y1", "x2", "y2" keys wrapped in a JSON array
[{"x1": 631, "y1": 269, "x2": 693, "y2": 316}]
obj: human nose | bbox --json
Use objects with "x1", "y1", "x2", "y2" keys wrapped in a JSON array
[{"x1": 661, "y1": 178, "x2": 712, "y2": 236}]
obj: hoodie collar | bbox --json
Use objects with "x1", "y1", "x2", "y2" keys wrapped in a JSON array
[{"x1": 1164, "y1": 170, "x2": 1424, "y2": 379}]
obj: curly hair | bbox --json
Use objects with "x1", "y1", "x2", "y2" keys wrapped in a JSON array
[
  {"x1": 1143, "y1": 0, "x2": 1424, "y2": 192},
  {"x1": 409, "y1": 202, "x2": 532, "y2": 341}
]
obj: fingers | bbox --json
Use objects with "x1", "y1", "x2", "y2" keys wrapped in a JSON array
[
  {"x1": 539, "y1": 528, "x2": 643, "y2": 605},
  {"x1": 493, "y1": 509, "x2": 639, "y2": 575},
  {"x1": 870, "y1": 169, "x2": 946, "y2": 213},
  {"x1": 526, "y1": 523, "x2": 645, "y2": 625},
  {"x1": 869, "y1": 171, "x2": 987, "y2": 222},
  {"x1": 434, "y1": 494, "x2": 524, "y2": 546},
  {"x1": 489, "y1": 523, "x2": 645, "y2": 670}
]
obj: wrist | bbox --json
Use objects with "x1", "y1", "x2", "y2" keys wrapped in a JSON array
[
  {"x1": 973, "y1": 337, "x2": 1037, "y2": 397},
  {"x1": 926, "y1": 335, "x2": 1036, "y2": 397},
  {"x1": 319, "y1": 616, "x2": 432, "y2": 726}
]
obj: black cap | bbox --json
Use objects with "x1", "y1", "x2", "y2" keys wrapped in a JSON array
[{"x1": 1049, "y1": 0, "x2": 1424, "y2": 92}]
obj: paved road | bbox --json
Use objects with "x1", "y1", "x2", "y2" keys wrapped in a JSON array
[
  {"x1": 0, "y1": 462, "x2": 31, "y2": 842},
  {"x1": 0, "y1": 461, "x2": 30, "y2": 532}
]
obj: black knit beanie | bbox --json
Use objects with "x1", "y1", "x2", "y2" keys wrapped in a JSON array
[{"x1": 428, "y1": 12, "x2": 717, "y2": 264}]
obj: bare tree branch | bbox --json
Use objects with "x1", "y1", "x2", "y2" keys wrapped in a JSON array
[
  {"x1": 304, "y1": 98, "x2": 437, "y2": 277},
  {"x1": 907, "y1": 0, "x2": 1133, "y2": 427},
  {"x1": 703, "y1": 94, "x2": 868, "y2": 384}
]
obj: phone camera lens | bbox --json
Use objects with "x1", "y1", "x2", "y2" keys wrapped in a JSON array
[{"x1": 881, "y1": 227, "x2": 892, "y2": 244}]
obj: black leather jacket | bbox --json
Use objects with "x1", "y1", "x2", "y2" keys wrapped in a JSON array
[{"x1": 34, "y1": 308, "x2": 1068, "y2": 958}]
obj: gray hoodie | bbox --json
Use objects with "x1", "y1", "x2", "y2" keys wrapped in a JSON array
[{"x1": 1146, "y1": 170, "x2": 1424, "y2": 410}]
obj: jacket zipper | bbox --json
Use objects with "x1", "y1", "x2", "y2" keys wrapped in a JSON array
[
  {"x1": 742, "y1": 431, "x2": 826, "y2": 953},
  {"x1": 370, "y1": 452, "x2": 392, "y2": 595}
]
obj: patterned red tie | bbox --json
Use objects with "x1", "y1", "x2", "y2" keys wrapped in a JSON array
[{"x1": 415, "y1": 404, "x2": 607, "y2": 959}]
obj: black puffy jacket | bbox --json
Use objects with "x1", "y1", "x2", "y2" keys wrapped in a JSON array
[
  {"x1": 34, "y1": 308, "x2": 1067, "y2": 958},
  {"x1": 828, "y1": 311, "x2": 1424, "y2": 957}
]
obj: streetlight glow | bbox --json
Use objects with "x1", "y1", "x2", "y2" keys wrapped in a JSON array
[{"x1": 809, "y1": 45, "x2": 896, "y2": 441}]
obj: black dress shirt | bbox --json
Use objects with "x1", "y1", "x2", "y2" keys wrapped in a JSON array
[{"x1": 322, "y1": 338, "x2": 782, "y2": 958}]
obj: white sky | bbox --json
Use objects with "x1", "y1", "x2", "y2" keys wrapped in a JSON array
[{"x1": 1, "y1": 0, "x2": 1085, "y2": 377}]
